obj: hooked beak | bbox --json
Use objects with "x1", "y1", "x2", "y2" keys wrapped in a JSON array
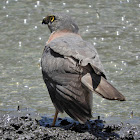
[{"x1": 42, "y1": 17, "x2": 49, "y2": 24}]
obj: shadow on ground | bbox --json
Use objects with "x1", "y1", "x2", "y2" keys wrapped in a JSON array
[{"x1": 39, "y1": 116, "x2": 121, "y2": 139}]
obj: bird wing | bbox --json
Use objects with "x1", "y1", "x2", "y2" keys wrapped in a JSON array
[
  {"x1": 48, "y1": 33, "x2": 106, "y2": 78},
  {"x1": 41, "y1": 42, "x2": 93, "y2": 123},
  {"x1": 47, "y1": 33, "x2": 125, "y2": 101},
  {"x1": 81, "y1": 73, "x2": 125, "y2": 101}
]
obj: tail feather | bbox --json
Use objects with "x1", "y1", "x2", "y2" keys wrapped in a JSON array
[{"x1": 81, "y1": 73, "x2": 125, "y2": 101}]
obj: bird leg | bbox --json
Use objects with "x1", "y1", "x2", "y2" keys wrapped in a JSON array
[{"x1": 52, "y1": 109, "x2": 59, "y2": 127}]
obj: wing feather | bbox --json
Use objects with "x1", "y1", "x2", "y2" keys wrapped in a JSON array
[
  {"x1": 41, "y1": 33, "x2": 125, "y2": 124},
  {"x1": 48, "y1": 33, "x2": 105, "y2": 76},
  {"x1": 41, "y1": 45, "x2": 93, "y2": 123},
  {"x1": 81, "y1": 73, "x2": 125, "y2": 101}
]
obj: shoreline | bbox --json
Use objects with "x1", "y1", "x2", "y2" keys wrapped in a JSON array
[{"x1": 0, "y1": 114, "x2": 139, "y2": 140}]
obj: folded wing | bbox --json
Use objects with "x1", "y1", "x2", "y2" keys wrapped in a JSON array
[{"x1": 81, "y1": 73, "x2": 125, "y2": 101}]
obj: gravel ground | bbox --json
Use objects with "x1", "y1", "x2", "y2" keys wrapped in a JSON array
[{"x1": 0, "y1": 114, "x2": 139, "y2": 140}]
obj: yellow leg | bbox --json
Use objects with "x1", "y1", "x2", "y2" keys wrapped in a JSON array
[{"x1": 52, "y1": 109, "x2": 59, "y2": 127}]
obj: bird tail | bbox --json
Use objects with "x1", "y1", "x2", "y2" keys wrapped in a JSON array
[{"x1": 81, "y1": 73, "x2": 125, "y2": 101}]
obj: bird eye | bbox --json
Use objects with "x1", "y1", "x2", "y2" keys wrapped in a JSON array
[{"x1": 50, "y1": 16, "x2": 55, "y2": 23}]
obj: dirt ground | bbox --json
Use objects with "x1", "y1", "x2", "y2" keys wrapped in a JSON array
[{"x1": 0, "y1": 114, "x2": 139, "y2": 140}]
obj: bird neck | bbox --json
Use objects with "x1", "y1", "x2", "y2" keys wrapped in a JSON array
[{"x1": 47, "y1": 30, "x2": 80, "y2": 44}]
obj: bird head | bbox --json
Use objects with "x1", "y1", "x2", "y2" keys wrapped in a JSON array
[{"x1": 42, "y1": 13, "x2": 79, "y2": 33}]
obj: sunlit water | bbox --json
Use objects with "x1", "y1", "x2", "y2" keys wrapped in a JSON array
[{"x1": 0, "y1": 0, "x2": 140, "y2": 125}]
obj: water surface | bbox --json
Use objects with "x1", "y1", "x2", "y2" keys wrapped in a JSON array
[{"x1": 0, "y1": 0, "x2": 140, "y2": 125}]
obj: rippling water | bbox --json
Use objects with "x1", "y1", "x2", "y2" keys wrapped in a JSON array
[{"x1": 0, "y1": 0, "x2": 140, "y2": 125}]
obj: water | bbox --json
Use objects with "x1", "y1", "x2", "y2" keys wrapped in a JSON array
[{"x1": 0, "y1": 0, "x2": 140, "y2": 125}]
